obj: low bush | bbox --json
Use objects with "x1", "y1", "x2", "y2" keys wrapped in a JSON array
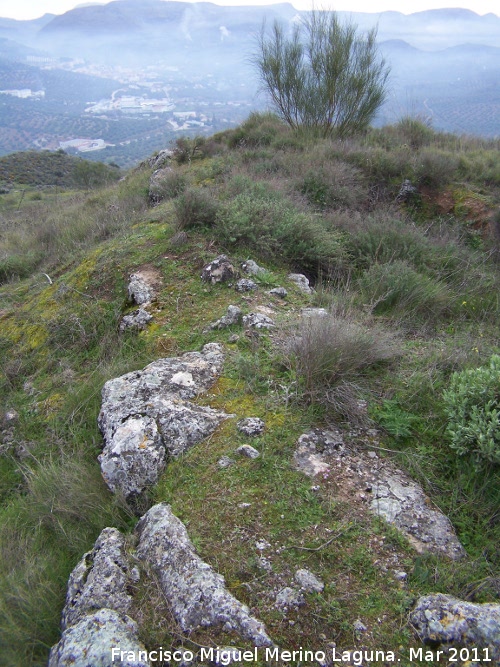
[
  {"x1": 299, "y1": 161, "x2": 367, "y2": 210},
  {"x1": 215, "y1": 191, "x2": 346, "y2": 277},
  {"x1": 174, "y1": 187, "x2": 219, "y2": 229},
  {"x1": 443, "y1": 354, "x2": 500, "y2": 465}
]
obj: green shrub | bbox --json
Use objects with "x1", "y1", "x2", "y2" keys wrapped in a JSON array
[
  {"x1": 299, "y1": 161, "x2": 367, "y2": 210},
  {"x1": 443, "y1": 354, "x2": 500, "y2": 465},
  {"x1": 149, "y1": 170, "x2": 187, "y2": 202},
  {"x1": 174, "y1": 187, "x2": 219, "y2": 229},
  {"x1": 415, "y1": 148, "x2": 460, "y2": 188},
  {"x1": 359, "y1": 260, "x2": 452, "y2": 319},
  {"x1": 226, "y1": 112, "x2": 289, "y2": 148},
  {"x1": 215, "y1": 191, "x2": 346, "y2": 277}
]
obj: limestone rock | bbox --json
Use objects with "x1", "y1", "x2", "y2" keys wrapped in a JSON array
[
  {"x1": 208, "y1": 305, "x2": 242, "y2": 330},
  {"x1": 294, "y1": 429, "x2": 465, "y2": 560},
  {"x1": 237, "y1": 417, "x2": 265, "y2": 437},
  {"x1": 236, "y1": 444, "x2": 260, "y2": 459},
  {"x1": 119, "y1": 308, "x2": 152, "y2": 332},
  {"x1": 242, "y1": 313, "x2": 275, "y2": 329},
  {"x1": 288, "y1": 273, "x2": 314, "y2": 293},
  {"x1": 48, "y1": 609, "x2": 149, "y2": 667},
  {"x1": 275, "y1": 587, "x2": 305, "y2": 609},
  {"x1": 61, "y1": 528, "x2": 135, "y2": 630},
  {"x1": 295, "y1": 568, "x2": 324, "y2": 593},
  {"x1": 410, "y1": 594, "x2": 500, "y2": 660},
  {"x1": 135, "y1": 503, "x2": 273, "y2": 647},
  {"x1": 235, "y1": 278, "x2": 257, "y2": 292},
  {"x1": 218, "y1": 456, "x2": 236, "y2": 469},
  {"x1": 241, "y1": 260, "x2": 265, "y2": 276},
  {"x1": 146, "y1": 149, "x2": 173, "y2": 170},
  {"x1": 201, "y1": 255, "x2": 236, "y2": 284},
  {"x1": 98, "y1": 344, "x2": 230, "y2": 498},
  {"x1": 268, "y1": 287, "x2": 287, "y2": 298},
  {"x1": 397, "y1": 179, "x2": 418, "y2": 202},
  {"x1": 49, "y1": 528, "x2": 148, "y2": 667},
  {"x1": 149, "y1": 166, "x2": 173, "y2": 204},
  {"x1": 127, "y1": 271, "x2": 158, "y2": 306}
]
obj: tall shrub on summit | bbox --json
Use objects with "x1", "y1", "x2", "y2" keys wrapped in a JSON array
[{"x1": 253, "y1": 10, "x2": 390, "y2": 138}]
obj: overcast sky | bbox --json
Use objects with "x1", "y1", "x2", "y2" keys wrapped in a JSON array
[{"x1": 0, "y1": 0, "x2": 498, "y2": 21}]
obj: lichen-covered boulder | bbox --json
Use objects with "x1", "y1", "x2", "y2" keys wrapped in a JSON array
[
  {"x1": 201, "y1": 255, "x2": 236, "y2": 284},
  {"x1": 294, "y1": 429, "x2": 465, "y2": 560},
  {"x1": 237, "y1": 417, "x2": 265, "y2": 437},
  {"x1": 242, "y1": 313, "x2": 275, "y2": 329},
  {"x1": 48, "y1": 609, "x2": 149, "y2": 667},
  {"x1": 119, "y1": 308, "x2": 152, "y2": 332},
  {"x1": 48, "y1": 528, "x2": 148, "y2": 667},
  {"x1": 98, "y1": 344, "x2": 230, "y2": 498},
  {"x1": 410, "y1": 594, "x2": 500, "y2": 660},
  {"x1": 127, "y1": 272, "x2": 157, "y2": 306},
  {"x1": 61, "y1": 528, "x2": 136, "y2": 630},
  {"x1": 135, "y1": 503, "x2": 273, "y2": 647},
  {"x1": 208, "y1": 305, "x2": 242, "y2": 330}
]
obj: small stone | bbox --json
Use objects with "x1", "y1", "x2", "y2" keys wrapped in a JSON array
[
  {"x1": 394, "y1": 571, "x2": 407, "y2": 581},
  {"x1": 241, "y1": 260, "x2": 264, "y2": 276},
  {"x1": 237, "y1": 418, "x2": 265, "y2": 437},
  {"x1": 236, "y1": 444, "x2": 260, "y2": 459},
  {"x1": 353, "y1": 619, "x2": 367, "y2": 634},
  {"x1": 4, "y1": 409, "x2": 19, "y2": 423},
  {"x1": 218, "y1": 456, "x2": 236, "y2": 469},
  {"x1": 201, "y1": 255, "x2": 236, "y2": 284},
  {"x1": 119, "y1": 308, "x2": 152, "y2": 332},
  {"x1": 236, "y1": 278, "x2": 258, "y2": 292},
  {"x1": 238, "y1": 502, "x2": 252, "y2": 509},
  {"x1": 268, "y1": 287, "x2": 287, "y2": 298},
  {"x1": 242, "y1": 313, "x2": 275, "y2": 330},
  {"x1": 275, "y1": 587, "x2": 305, "y2": 609},
  {"x1": 228, "y1": 334, "x2": 240, "y2": 343},
  {"x1": 209, "y1": 305, "x2": 243, "y2": 330},
  {"x1": 295, "y1": 568, "x2": 324, "y2": 593}
]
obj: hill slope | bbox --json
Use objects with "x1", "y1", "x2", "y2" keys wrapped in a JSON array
[{"x1": 1, "y1": 114, "x2": 500, "y2": 666}]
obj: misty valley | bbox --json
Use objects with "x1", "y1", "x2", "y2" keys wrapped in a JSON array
[{"x1": 0, "y1": 1, "x2": 499, "y2": 166}]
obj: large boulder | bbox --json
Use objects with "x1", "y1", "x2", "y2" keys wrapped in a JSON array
[
  {"x1": 48, "y1": 528, "x2": 148, "y2": 667},
  {"x1": 98, "y1": 343, "x2": 230, "y2": 498},
  {"x1": 136, "y1": 503, "x2": 273, "y2": 647},
  {"x1": 410, "y1": 594, "x2": 500, "y2": 660}
]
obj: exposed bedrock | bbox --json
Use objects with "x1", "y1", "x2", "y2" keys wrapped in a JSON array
[{"x1": 98, "y1": 343, "x2": 230, "y2": 498}]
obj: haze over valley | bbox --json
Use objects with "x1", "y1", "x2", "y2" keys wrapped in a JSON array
[{"x1": 0, "y1": 1, "x2": 499, "y2": 166}]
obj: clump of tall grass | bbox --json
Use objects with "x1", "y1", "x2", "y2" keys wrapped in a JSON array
[{"x1": 278, "y1": 311, "x2": 399, "y2": 421}]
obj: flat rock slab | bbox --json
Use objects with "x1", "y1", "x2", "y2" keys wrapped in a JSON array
[
  {"x1": 410, "y1": 594, "x2": 500, "y2": 660},
  {"x1": 136, "y1": 503, "x2": 273, "y2": 647},
  {"x1": 98, "y1": 343, "x2": 230, "y2": 498},
  {"x1": 294, "y1": 430, "x2": 466, "y2": 560}
]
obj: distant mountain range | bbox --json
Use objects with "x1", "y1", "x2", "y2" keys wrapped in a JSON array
[{"x1": 0, "y1": 2, "x2": 498, "y2": 166}]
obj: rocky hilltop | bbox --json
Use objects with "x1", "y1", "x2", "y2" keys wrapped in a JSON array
[{"x1": 1, "y1": 115, "x2": 500, "y2": 666}]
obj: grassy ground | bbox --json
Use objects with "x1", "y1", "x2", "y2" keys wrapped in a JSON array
[{"x1": 0, "y1": 114, "x2": 499, "y2": 665}]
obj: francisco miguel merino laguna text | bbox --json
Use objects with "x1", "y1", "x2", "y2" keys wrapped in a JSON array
[{"x1": 111, "y1": 646, "x2": 407, "y2": 665}]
